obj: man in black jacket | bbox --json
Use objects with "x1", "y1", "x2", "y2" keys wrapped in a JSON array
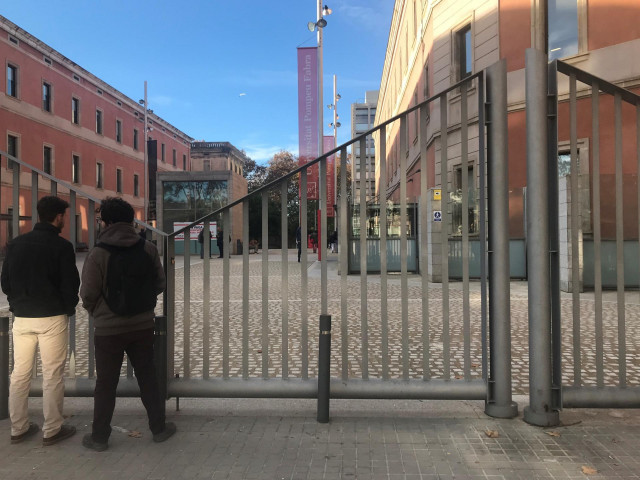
[
  {"x1": 80, "y1": 197, "x2": 174, "y2": 451},
  {"x1": 1, "y1": 196, "x2": 80, "y2": 446}
]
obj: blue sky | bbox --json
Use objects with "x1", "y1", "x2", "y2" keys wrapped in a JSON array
[{"x1": 2, "y1": 1, "x2": 394, "y2": 164}]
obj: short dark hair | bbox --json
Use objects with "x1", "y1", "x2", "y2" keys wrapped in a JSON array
[
  {"x1": 37, "y1": 196, "x2": 69, "y2": 223},
  {"x1": 99, "y1": 197, "x2": 134, "y2": 225}
]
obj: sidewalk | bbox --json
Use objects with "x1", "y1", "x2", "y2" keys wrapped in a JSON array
[{"x1": 2, "y1": 396, "x2": 639, "y2": 479}]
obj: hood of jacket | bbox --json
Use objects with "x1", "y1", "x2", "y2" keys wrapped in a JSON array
[{"x1": 98, "y1": 222, "x2": 140, "y2": 247}]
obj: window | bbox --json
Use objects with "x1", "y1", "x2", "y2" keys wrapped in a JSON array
[
  {"x1": 456, "y1": 25, "x2": 472, "y2": 80},
  {"x1": 549, "y1": 0, "x2": 579, "y2": 60},
  {"x1": 134, "y1": 174, "x2": 139, "y2": 197},
  {"x1": 183, "y1": 154, "x2": 186, "y2": 170},
  {"x1": 116, "y1": 168, "x2": 122, "y2": 193},
  {"x1": 43, "y1": 146, "x2": 52, "y2": 174},
  {"x1": 96, "y1": 109, "x2": 103, "y2": 134},
  {"x1": 7, "y1": 134, "x2": 18, "y2": 169},
  {"x1": 203, "y1": 159, "x2": 211, "y2": 171},
  {"x1": 423, "y1": 62, "x2": 430, "y2": 100},
  {"x1": 133, "y1": 129, "x2": 139, "y2": 150},
  {"x1": 42, "y1": 82, "x2": 52, "y2": 112},
  {"x1": 172, "y1": 149, "x2": 176, "y2": 166},
  {"x1": 72, "y1": 154, "x2": 80, "y2": 183},
  {"x1": 96, "y1": 162, "x2": 103, "y2": 189},
  {"x1": 452, "y1": 164, "x2": 477, "y2": 235},
  {"x1": 72, "y1": 97, "x2": 80, "y2": 124},
  {"x1": 116, "y1": 120, "x2": 122, "y2": 143},
  {"x1": 7, "y1": 64, "x2": 18, "y2": 98},
  {"x1": 161, "y1": 143, "x2": 165, "y2": 162}
]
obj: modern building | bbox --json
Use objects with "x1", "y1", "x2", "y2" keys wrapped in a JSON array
[
  {"x1": 0, "y1": 15, "x2": 192, "y2": 249},
  {"x1": 350, "y1": 91, "x2": 378, "y2": 204},
  {"x1": 374, "y1": 0, "x2": 640, "y2": 285}
]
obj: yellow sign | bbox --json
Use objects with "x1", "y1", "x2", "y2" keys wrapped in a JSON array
[{"x1": 433, "y1": 189, "x2": 441, "y2": 200}]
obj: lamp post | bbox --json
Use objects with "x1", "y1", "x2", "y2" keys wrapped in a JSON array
[
  {"x1": 327, "y1": 74, "x2": 341, "y2": 211},
  {"x1": 139, "y1": 81, "x2": 149, "y2": 224}
]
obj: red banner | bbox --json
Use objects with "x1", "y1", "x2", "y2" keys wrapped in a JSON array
[
  {"x1": 323, "y1": 136, "x2": 335, "y2": 218},
  {"x1": 297, "y1": 47, "x2": 319, "y2": 200}
]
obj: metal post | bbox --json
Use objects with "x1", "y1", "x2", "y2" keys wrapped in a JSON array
[
  {"x1": 143, "y1": 81, "x2": 149, "y2": 224},
  {"x1": 523, "y1": 48, "x2": 559, "y2": 427},
  {"x1": 0, "y1": 317, "x2": 8, "y2": 419},
  {"x1": 317, "y1": 314, "x2": 331, "y2": 423},
  {"x1": 154, "y1": 316, "x2": 168, "y2": 416},
  {"x1": 485, "y1": 59, "x2": 518, "y2": 419}
]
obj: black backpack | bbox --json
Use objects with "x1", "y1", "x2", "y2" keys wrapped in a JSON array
[{"x1": 96, "y1": 238, "x2": 157, "y2": 316}]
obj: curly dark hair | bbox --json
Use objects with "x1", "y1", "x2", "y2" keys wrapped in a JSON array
[
  {"x1": 37, "y1": 196, "x2": 69, "y2": 223},
  {"x1": 98, "y1": 197, "x2": 134, "y2": 225}
]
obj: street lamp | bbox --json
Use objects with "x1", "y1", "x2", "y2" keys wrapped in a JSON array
[{"x1": 327, "y1": 74, "x2": 340, "y2": 211}]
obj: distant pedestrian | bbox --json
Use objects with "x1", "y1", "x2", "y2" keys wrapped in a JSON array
[
  {"x1": 217, "y1": 229, "x2": 224, "y2": 258},
  {"x1": 296, "y1": 225, "x2": 302, "y2": 262},
  {"x1": 330, "y1": 230, "x2": 338, "y2": 253},
  {"x1": 198, "y1": 228, "x2": 212, "y2": 259},
  {"x1": 138, "y1": 227, "x2": 147, "y2": 241},
  {"x1": 1, "y1": 195, "x2": 80, "y2": 446},
  {"x1": 80, "y1": 197, "x2": 175, "y2": 451}
]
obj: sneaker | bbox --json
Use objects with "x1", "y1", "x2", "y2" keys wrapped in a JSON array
[
  {"x1": 82, "y1": 433, "x2": 108, "y2": 452},
  {"x1": 42, "y1": 425, "x2": 76, "y2": 446},
  {"x1": 11, "y1": 422, "x2": 40, "y2": 444},
  {"x1": 152, "y1": 422, "x2": 176, "y2": 443}
]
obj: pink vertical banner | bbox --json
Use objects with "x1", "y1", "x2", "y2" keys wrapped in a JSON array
[
  {"x1": 297, "y1": 47, "x2": 319, "y2": 200},
  {"x1": 323, "y1": 135, "x2": 335, "y2": 218}
]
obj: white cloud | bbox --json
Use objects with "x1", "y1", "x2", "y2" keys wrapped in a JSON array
[
  {"x1": 339, "y1": 1, "x2": 392, "y2": 33},
  {"x1": 242, "y1": 142, "x2": 299, "y2": 164}
]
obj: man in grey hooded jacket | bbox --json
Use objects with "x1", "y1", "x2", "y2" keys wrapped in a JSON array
[{"x1": 80, "y1": 197, "x2": 175, "y2": 451}]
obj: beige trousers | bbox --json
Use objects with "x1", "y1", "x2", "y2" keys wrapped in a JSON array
[{"x1": 10, "y1": 315, "x2": 68, "y2": 438}]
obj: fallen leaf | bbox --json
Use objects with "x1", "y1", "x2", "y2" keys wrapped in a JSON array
[
  {"x1": 545, "y1": 431, "x2": 561, "y2": 437},
  {"x1": 455, "y1": 375, "x2": 463, "y2": 379},
  {"x1": 581, "y1": 465, "x2": 597, "y2": 474},
  {"x1": 128, "y1": 431, "x2": 142, "y2": 438},
  {"x1": 257, "y1": 350, "x2": 262, "y2": 353},
  {"x1": 471, "y1": 363, "x2": 480, "y2": 368},
  {"x1": 485, "y1": 429, "x2": 499, "y2": 438}
]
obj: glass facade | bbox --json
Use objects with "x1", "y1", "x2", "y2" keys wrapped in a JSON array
[{"x1": 162, "y1": 179, "x2": 228, "y2": 234}]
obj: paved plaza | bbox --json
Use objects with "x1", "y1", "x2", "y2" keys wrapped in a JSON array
[{"x1": 1, "y1": 250, "x2": 640, "y2": 478}]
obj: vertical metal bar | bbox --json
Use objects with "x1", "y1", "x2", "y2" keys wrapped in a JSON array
[
  {"x1": 0, "y1": 317, "x2": 8, "y2": 420},
  {"x1": 614, "y1": 93, "x2": 626, "y2": 387},
  {"x1": 637, "y1": 105, "x2": 640, "y2": 321},
  {"x1": 592, "y1": 82, "x2": 603, "y2": 387},
  {"x1": 223, "y1": 209, "x2": 231, "y2": 379},
  {"x1": 317, "y1": 314, "x2": 331, "y2": 423},
  {"x1": 183, "y1": 231, "x2": 191, "y2": 379},
  {"x1": 281, "y1": 182, "x2": 289, "y2": 379},
  {"x1": 440, "y1": 92, "x2": 451, "y2": 380},
  {"x1": 461, "y1": 82, "x2": 471, "y2": 380},
  {"x1": 88, "y1": 200, "x2": 95, "y2": 248},
  {"x1": 203, "y1": 219, "x2": 210, "y2": 379},
  {"x1": 400, "y1": 115, "x2": 409, "y2": 380},
  {"x1": 88, "y1": 314, "x2": 95, "y2": 378},
  {"x1": 261, "y1": 192, "x2": 269, "y2": 379},
  {"x1": 379, "y1": 127, "x2": 389, "y2": 381},
  {"x1": 359, "y1": 136, "x2": 369, "y2": 379},
  {"x1": 477, "y1": 71, "x2": 488, "y2": 384},
  {"x1": 485, "y1": 59, "x2": 517, "y2": 419},
  {"x1": 166, "y1": 237, "x2": 176, "y2": 380},
  {"x1": 68, "y1": 314, "x2": 76, "y2": 377},
  {"x1": 301, "y1": 170, "x2": 308, "y2": 379},
  {"x1": 548, "y1": 61, "x2": 562, "y2": 408},
  {"x1": 69, "y1": 190, "x2": 77, "y2": 251},
  {"x1": 320, "y1": 156, "x2": 328, "y2": 315},
  {"x1": 153, "y1": 316, "x2": 168, "y2": 406},
  {"x1": 12, "y1": 166, "x2": 20, "y2": 238},
  {"x1": 242, "y1": 201, "x2": 250, "y2": 379},
  {"x1": 31, "y1": 172, "x2": 38, "y2": 224},
  {"x1": 569, "y1": 74, "x2": 581, "y2": 386},
  {"x1": 419, "y1": 104, "x2": 430, "y2": 381},
  {"x1": 338, "y1": 148, "x2": 349, "y2": 381},
  {"x1": 523, "y1": 49, "x2": 559, "y2": 427}
]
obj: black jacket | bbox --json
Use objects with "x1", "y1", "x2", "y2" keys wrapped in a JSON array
[{"x1": 1, "y1": 222, "x2": 80, "y2": 317}]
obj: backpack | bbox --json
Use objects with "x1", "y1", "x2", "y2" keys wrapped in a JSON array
[{"x1": 96, "y1": 238, "x2": 157, "y2": 316}]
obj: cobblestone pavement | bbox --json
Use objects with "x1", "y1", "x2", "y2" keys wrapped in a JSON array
[
  {"x1": 1, "y1": 397, "x2": 640, "y2": 479},
  {"x1": 1, "y1": 250, "x2": 639, "y2": 394}
]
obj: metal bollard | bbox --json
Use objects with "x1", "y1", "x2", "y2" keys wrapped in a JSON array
[
  {"x1": 154, "y1": 316, "x2": 168, "y2": 418},
  {"x1": 0, "y1": 317, "x2": 9, "y2": 420},
  {"x1": 317, "y1": 314, "x2": 331, "y2": 423}
]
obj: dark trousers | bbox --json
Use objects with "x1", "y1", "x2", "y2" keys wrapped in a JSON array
[{"x1": 92, "y1": 328, "x2": 165, "y2": 442}]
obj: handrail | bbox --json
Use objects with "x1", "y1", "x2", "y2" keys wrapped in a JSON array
[
  {"x1": 556, "y1": 60, "x2": 640, "y2": 105},
  {"x1": 0, "y1": 149, "x2": 164, "y2": 235},
  {"x1": 168, "y1": 71, "x2": 484, "y2": 238}
]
